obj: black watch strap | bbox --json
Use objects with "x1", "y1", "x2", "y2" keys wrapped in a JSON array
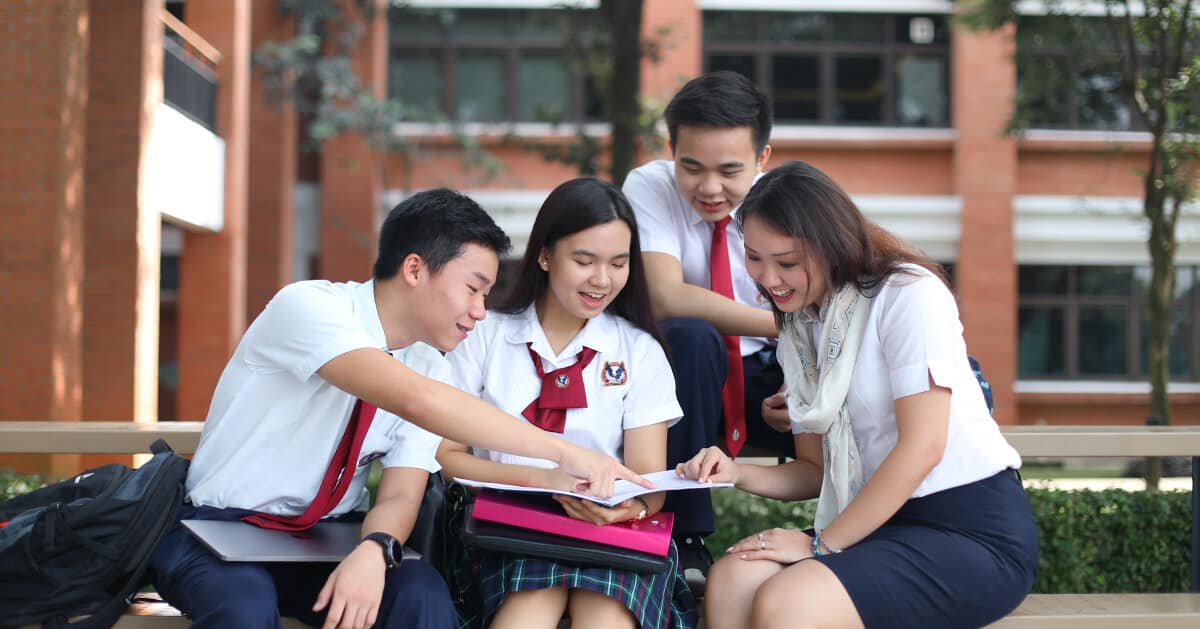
[{"x1": 361, "y1": 532, "x2": 400, "y2": 569}]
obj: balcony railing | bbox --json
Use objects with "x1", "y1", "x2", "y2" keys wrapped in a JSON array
[{"x1": 161, "y1": 9, "x2": 219, "y2": 132}]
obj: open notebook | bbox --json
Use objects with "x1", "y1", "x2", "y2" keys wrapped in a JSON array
[{"x1": 455, "y1": 469, "x2": 730, "y2": 508}]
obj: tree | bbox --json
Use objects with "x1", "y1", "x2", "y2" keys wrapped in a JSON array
[
  {"x1": 516, "y1": 0, "x2": 666, "y2": 186},
  {"x1": 959, "y1": 0, "x2": 1199, "y2": 488}
]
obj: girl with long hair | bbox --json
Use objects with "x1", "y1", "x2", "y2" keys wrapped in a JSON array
[
  {"x1": 438, "y1": 177, "x2": 697, "y2": 629},
  {"x1": 679, "y1": 162, "x2": 1037, "y2": 629}
]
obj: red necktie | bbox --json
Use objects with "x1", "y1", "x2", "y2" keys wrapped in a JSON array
[
  {"x1": 711, "y1": 216, "x2": 747, "y2": 456},
  {"x1": 522, "y1": 344, "x2": 598, "y2": 433},
  {"x1": 243, "y1": 399, "x2": 378, "y2": 532}
]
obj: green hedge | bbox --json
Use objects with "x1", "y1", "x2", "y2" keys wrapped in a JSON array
[
  {"x1": 0, "y1": 469, "x2": 44, "y2": 501},
  {"x1": 711, "y1": 486, "x2": 1193, "y2": 593}
]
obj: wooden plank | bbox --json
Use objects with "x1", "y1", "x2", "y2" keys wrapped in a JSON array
[
  {"x1": 988, "y1": 593, "x2": 1200, "y2": 628},
  {"x1": 3, "y1": 422, "x2": 1200, "y2": 457},
  {"x1": 0, "y1": 421, "x2": 203, "y2": 454},
  {"x1": 1000, "y1": 425, "x2": 1200, "y2": 458}
]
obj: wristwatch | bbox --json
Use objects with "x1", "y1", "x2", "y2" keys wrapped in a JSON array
[{"x1": 361, "y1": 532, "x2": 401, "y2": 569}]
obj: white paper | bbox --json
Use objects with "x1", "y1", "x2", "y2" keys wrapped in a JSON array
[{"x1": 454, "y1": 469, "x2": 733, "y2": 508}]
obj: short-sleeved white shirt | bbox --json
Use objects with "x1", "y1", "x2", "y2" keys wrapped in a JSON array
[
  {"x1": 622, "y1": 159, "x2": 772, "y2": 355},
  {"x1": 787, "y1": 266, "x2": 1021, "y2": 497},
  {"x1": 447, "y1": 305, "x2": 682, "y2": 468},
  {"x1": 186, "y1": 279, "x2": 447, "y2": 517}
]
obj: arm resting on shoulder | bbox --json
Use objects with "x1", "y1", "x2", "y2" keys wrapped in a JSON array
[{"x1": 643, "y1": 252, "x2": 778, "y2": 338}]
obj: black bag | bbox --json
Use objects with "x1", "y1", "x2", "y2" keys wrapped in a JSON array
[{"x1": 0, "y1": 439, "x2": 189, "y2": 629}]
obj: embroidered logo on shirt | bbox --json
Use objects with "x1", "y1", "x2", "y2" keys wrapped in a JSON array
[
  {"x1": 358, "y1": 451, "x2": 385, "y2": 467},
  {"x1": 601, "y1": 361, "x2": 627, "y2": 386}
]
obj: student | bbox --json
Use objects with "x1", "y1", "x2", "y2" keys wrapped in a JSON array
[
  {"x1": 621, "y1": 71, "x2": 783, "y2": 574},
  {"x1": 678, "y1": 162, "x2": 1038, "y2": 629},
  {"x1": 438, "y1": 178, "x2": 698, "y2": 629},
  {"x1": 150, "y1": 189, "x2": 650, "y2": 629}
]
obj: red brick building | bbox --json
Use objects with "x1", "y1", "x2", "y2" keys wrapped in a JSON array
[{"x1": 3, "y1": 0, "x2": 1197, "y2": 477}]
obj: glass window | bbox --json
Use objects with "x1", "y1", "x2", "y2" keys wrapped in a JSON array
[
  {"x1": 1018, "y1": 265, "x2": 1200, "y2": 381},
  {"x1": 835, "y1": 56, "x2": 884, "y2": 123},
  {"x1": 772, "y1": 55, "x2": 820, "y2": 121},
  {"x1": 704, "y1": 11, "x2": 949, "y2": 127},
  {"x1": 895, "y1": 55, "x2": 947, "y2": 127},
  {"x1": 1018, "y1": 307, "x2": 1066, "y2": 376},
  {"x1": 389, "y1": 7, "x2": 600, "y2": 122}
]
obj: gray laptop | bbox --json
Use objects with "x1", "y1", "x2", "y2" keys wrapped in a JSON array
[{"x1": 182, "y1": 519, "x2": 420, "y2": 562}]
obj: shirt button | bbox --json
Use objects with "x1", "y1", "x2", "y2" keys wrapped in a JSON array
[{"x1": 732, "y1": 429, "x2": 741, "y2": 441}]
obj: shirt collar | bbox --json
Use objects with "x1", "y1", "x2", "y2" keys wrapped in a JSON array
[
  {"x1": 353, "y1": 279, "x2": 389, "y2": 350},
  {"x1": 506, "y1": 304, "x2": 619, "y2": 366}
]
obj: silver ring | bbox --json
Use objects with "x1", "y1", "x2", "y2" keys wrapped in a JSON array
[{"x1": 758, "y1": 533, "x2": 766, "y2": 550}]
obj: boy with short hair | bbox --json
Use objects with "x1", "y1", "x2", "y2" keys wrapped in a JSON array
[
  {"x1": 623, "y1": 72, "x2": 788, "y2": 578},
  {"x1": 151, "y1": 189, "x2": 647, "y2": 629}
]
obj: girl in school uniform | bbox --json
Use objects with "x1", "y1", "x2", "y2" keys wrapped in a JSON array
[
  {"x1": 438, "y1": 177, "x2": 698, "y2": 629},
  {"x1": 678, "y1": 162, "x2": 1038, "y2": 629}
]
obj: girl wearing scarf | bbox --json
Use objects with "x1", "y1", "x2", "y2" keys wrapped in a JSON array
[
  {"x1": 679, "y1": 162, "x2": 1037, "y2": 629},
  {"x1": 438, "y1": 178, "x2": 698, "y2": 629}
]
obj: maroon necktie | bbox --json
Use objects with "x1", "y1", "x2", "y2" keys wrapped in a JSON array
[
  {"x1": 711, "y1": 216, "x2": 747, "y2": 456},
  {"x1": 522, "y1": 344, "x2": 598, "y2": 433},
  {"x1": 243, "y1": 399, "x2": 378, "y2": 532}
]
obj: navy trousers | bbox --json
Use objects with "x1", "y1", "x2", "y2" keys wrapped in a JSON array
[
  {"x1": 150, "y1": 506, "x2": 457, "y2": 629},
  {"x1": 660, "y1": 318, "x2": 788, "y2": 537}
]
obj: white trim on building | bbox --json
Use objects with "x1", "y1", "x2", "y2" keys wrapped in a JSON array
[
  {"x1": 700, "y1": 1, "x2": 954, "y2": 13},
  {"x1": 1014, "y1": 195, "x2": 1200, "y2": 265}
]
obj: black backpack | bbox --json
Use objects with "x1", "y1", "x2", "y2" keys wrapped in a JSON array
[{"x1": 0, "y1": 439, "x2": 188, "y2": 628}]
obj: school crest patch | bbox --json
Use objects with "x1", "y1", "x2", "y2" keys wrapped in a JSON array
[{"x1": 601, "y1": 361, "x2": 627, "y2": 386}]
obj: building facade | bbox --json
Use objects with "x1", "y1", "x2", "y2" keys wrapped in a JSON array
[{"x1": 2, "y1": 0, "x2": 1197, "y2": 476}]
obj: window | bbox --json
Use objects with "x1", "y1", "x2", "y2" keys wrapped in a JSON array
[
  {"x1": 1017, "y1": 265, "x2": 1200, "y2": 380},
  {"x1": 1015, "y1": 17, "x2": 1138, "y2": 130},
  {"x1": 389, "y1": 8, "x2": 600, "y2": 124},
  {"x1": 703, "y1": 12, "x2": 950, "y2": 127}
]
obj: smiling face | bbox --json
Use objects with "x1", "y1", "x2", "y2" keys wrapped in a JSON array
[
  {"x1": 538, "y1": 220, "x2": 632, "y2": 327},
  {"x1": 743, "y1": 214, "x2": 828, "y2": 313},
  {"x1": 410, "y1": 243, "x2": 499, "y2": 352},
  {"x1": 671, "y1": 125, "x2": 770, "y2": 223}
]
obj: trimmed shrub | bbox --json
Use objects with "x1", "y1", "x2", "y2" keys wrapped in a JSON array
[{"x1": 710, "y1": 486, "x2": 1192, "y2": 593}]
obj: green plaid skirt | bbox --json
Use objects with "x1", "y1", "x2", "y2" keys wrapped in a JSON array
[{"x1": 442, "y1": 490, "x2": 697, "y2": 629}]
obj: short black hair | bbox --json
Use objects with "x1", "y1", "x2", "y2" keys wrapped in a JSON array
[
  {"x1": 664, "y1": 70, "x2": 773, "y2": 154},
  {"x1": 373, "y1": 188, "x2": 511, "y2": 280}
]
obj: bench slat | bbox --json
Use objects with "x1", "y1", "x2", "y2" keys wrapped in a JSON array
[{"x1": 988, "y1": 593, "x2": 1200, "y2": 628}]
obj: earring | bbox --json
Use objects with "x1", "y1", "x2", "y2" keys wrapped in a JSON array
[{"x1": 539, "y1": 259, "x2": 548, "y2": 270}]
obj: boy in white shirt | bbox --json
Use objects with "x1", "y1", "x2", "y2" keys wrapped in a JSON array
[
  {"x1": 150, "y1": 189, "x2": 648, "y2": 629},
  {"x1": 622, "y1": 72, "x2": 784, "y2": 578}
]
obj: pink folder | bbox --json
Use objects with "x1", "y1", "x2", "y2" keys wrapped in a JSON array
[{"x1": 471, "y1": 490, "x2": 675, "y2": 557}]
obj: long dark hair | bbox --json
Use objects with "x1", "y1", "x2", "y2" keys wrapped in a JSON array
[
  {"x1": 493, "y1": 178, "x2": 665, "y2": 348},
  {"x1": 737, "y1": 161, "x2": 946, "y2": 325}
]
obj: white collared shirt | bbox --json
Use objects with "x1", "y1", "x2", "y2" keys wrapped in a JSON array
[
  {"x1": 447, "y1": 306, "x2": 682, "y2": 468},
  {"x1": 789, "y1": 266, "x2": 1021, "y2": 497},
  {"x1": 186, "y1": 279, "x2": 447, "y2": 517},
  {"x1": 622, "y1": 159, "x2": 772, "y2": 355}
]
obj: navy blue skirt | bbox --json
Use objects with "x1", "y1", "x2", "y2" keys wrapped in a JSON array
[{"x1": 813, "y1": 469, "x2": 1038, "y2": 629}]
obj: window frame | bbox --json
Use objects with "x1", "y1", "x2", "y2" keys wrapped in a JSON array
[{"x1": 702, "y1": 11, "x2": 952, "y2": 127}]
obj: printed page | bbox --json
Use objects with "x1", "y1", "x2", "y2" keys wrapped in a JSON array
[{"x1": 455, "y1": 469, "x2": 732, "y2": 508}]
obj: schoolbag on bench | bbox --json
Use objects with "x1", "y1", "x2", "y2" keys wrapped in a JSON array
[{"x1": 0, "y1": 439, "x2": 188, "y2": 629}]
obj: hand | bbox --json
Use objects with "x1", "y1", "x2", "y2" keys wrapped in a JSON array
[
  {"x1": 761, "y1": 386, "x2": 790, "y2": 433},
  {"x1": 675, "y1": 446, "x2": 739, "y2": 485},
  {"x1": 558, "y1": 443, "x2": 653, "y2": 498},
  {"x1": 538, "y1": 466, "x2": 586, "y2": 493},
  {"x1": 553, "y1": 495, "x2": 642, "y2": 525},
  {"x1": 728, "y1": 528, "x2": 813, "y2": 565},
  {"x1": 313, "y1": 541, "x2": 387, "y2": 629}
]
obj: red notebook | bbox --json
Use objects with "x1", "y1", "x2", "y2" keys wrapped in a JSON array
[{"x1": 471, "y1": 490, "x2": 674, "y2": 557}]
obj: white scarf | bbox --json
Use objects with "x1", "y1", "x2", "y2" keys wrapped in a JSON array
[{"x1": 778, "y1": 284, "x2": 872, "y2": 531}]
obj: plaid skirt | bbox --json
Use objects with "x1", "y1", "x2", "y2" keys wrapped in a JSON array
[{"x1": 442, "y1": 490, "x2": 697, "y2": 629}]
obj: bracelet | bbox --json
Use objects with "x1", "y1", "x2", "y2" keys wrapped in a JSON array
[
  {"x1": 632, "y1": 496, "x2": 650, "y2": 520},
  {"x1": 812, "y1": 530, "x2": 843, "y2": 557}
]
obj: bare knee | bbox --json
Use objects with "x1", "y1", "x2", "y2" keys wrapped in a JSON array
[{"x1": 567, "y1": 589, "x2": 634, "y2": 629}]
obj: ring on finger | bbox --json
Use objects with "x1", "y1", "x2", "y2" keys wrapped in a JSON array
[{"x1": 758, "y1": 532, "x2": 766, "y2": 550}]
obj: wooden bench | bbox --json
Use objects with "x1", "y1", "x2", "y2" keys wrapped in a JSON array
[{"x1": 3, "y1": 421, "x2": 1200, "y2": 627}]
